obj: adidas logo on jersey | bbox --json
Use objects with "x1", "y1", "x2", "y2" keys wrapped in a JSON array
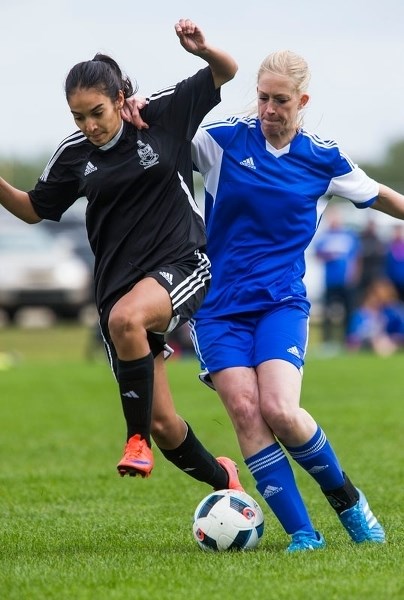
[
  {"x1": 84, "y1": 161, "x2": 98, "y2": 176},
  {"x1": 240, "y1": 156, "x2": 256, "y2": 169},
  {"x1": 159, "y1": 271, "x2": 173, "y2": 285},
  {"x1": 287, "y1": 346, "x2": 300, "y2": 358}
]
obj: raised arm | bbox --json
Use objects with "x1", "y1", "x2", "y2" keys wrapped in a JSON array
[
  {"x1": 122, "y1": 18, "x2": 238, "y2": 127},
  {"x1": 174, "y1": 18, "x2": 238, "y2": 89},
  {"x1": 0, "y1": 177, "x2": 41, "y2": 224}
]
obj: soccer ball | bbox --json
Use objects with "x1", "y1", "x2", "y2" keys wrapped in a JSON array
[{"x1": 192, "y1": 489, "x2": 264, "y2": 551}]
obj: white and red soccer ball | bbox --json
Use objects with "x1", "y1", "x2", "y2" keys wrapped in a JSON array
[{"x1": 192, "y1": 489, "x2": 264, "y2": 551}]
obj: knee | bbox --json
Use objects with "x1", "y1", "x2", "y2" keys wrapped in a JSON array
[
  {"x1": 151, "y1": 414, "x2": 185, "y2": 448},
  {"x1": 261, "y1": 400, "x2": 297, "y2": 440},
  {"x1": 227, "y1": 388, "x2": 260, "y2": 431},
  {"x1": 108, "y1": 305, "x2": 142, "y2": 343},
  {"x1": 151, "y1": 415, "x2": 167, "y2": 440}
]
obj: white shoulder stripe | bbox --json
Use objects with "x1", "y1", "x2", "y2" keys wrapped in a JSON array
[
  {"x1": 203, "y1": 120, "x2": 236, "y2": 131},
  {"x1": 40, "y1": 132, "x2": 87, "y2": 182},
  {"x1": 339, "y1": 149, "x2": 356, "y2": 169},
  {"x1": 301, "y1": 130, "x2": 338, "y2": 149},
  {"x1": 203, "y1": 115, "x2": 257, "y2": 132},
  {"x1": 59, "y1": 130, "x2": 87, "y2": 146},
  {"x1": 148, "y1": 85, "x2": 176, "y2": 103},
  {"x1": 302, "y1": 130, "x2": 356, "y2": 168}
]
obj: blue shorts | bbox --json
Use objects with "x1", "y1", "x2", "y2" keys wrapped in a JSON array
[{"x1": 191, "y1": 302, "x2": 310, "y2": 373}]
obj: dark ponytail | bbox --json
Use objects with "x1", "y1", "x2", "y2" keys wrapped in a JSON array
[{"x1": 65, "y1": 53, "x2": 138, "y2": 101}]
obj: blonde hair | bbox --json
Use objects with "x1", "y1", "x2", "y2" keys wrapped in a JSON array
[{"x1": 257, "y1": 50, "x2": 311, "y2": 94}]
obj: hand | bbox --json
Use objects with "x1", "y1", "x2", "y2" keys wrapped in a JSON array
[
  {"x1": 121, "y1": 96, "x2": 148, "y2": 130},
  {"x1": 174, "y1": 18, "x2": 207, "y2": 56}
]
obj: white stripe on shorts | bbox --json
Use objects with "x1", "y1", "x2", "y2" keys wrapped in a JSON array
[{"x1": 170, "y1": 251, "x2": 211, "y2": 310}]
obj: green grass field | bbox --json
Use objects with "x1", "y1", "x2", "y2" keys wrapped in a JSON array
[{"x1": 0, "y1": 326, "x2": 403, "y2": 599}]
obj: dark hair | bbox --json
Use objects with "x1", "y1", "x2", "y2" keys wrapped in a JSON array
[{"x1": 65, "y1": 53, "x2": 137, "y2": 101}]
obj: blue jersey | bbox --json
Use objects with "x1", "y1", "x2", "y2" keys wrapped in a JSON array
[{"x1": 192, "y1": 117, "x2": 379, "y2": 317}]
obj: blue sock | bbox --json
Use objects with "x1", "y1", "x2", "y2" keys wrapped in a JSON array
[
  {"x1": 284, "y1": 426, "x2": 345, "y2": 490},
  {"x1": 245, "y1": 442, "x2": 315, "y2": 535}
]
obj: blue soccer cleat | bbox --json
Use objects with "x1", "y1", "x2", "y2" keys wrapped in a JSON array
[
  {"x1": 287, "y1": 530, "x2": 326, "y2": 553},
  {"x1": 338, "y1": 489, "x2": 386, "y2": 543}
]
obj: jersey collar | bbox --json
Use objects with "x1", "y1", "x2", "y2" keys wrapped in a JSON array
[
  {"x1": 99, "y1": 121, "x2": 124, "y2": 151},
  {"x1": 265, "y1": 139, "x2": 291, "y2": 157}
]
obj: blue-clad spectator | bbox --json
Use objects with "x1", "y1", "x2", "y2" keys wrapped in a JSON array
[
  {"x1": 346, "y1": 278, "x2": 402, "y2": 355},
  {"x1": 385, "y1": 224, "x2": 404, "y2": 301},
  {"x1": 315, "y1": 208, "x2": 362, "y2": 344}
]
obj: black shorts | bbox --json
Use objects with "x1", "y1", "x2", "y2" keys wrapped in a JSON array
[
  {"x1": 148, "y1": 249, "x2": 211, "y2": 332},
  {"x1": 99, "y1": 249, "x2": 211, "y2": 372}
]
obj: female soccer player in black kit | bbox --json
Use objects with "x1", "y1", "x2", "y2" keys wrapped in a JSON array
[{"x1": 0, "y1": 19, "x2": 243, "y2": 491}]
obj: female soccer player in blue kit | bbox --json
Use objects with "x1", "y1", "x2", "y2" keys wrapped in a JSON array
[
  {"x1": 189, "y1": 49, "x2": 404, "y2": 551},
  {"x1": 0, "y1": 20, "x2": 244, "y2": 494}
]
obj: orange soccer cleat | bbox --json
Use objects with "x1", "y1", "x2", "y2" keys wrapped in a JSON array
[
  {"x1": 117, "y1": 434, "x2": 154, "y2": 478},
  {"x1": 216, "y1": 456, "x2": 245, "y2": 492}
]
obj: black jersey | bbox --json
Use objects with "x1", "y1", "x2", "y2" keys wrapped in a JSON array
[{"x1": 28, "y1": 67, "x2": 220, "y2": 311}]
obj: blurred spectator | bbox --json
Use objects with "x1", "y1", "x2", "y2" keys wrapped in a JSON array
[
  {"x1": 385, "y1": 224, "x2": 404, "y2": 301},
  {"x1": 374, "y1": 278, "x2": 404, "y2": 345},
  {"x1": 315, "y1": 208, "x2": 362, "y2": 345},
  {"x1": 347, "y1": 277, "x2": 404, "y2": 355},
  {"x1": 358, "y1": 218, "x2": 387, "y2": 298}
]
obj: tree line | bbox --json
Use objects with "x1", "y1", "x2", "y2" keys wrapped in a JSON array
[{"x1": 1, "y1": 139, "x2": 404, "y2": 193}]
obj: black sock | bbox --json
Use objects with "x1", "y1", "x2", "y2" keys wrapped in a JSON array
[
  {"x1": 322, "y1": 472, "x2": 360, "y2": 514},
  {"x1": 158, "y1": 423, "x2": 228, "y2": 488},
  {"x1": 117, "y1": 353, "x2": 154, "y2": 446}
]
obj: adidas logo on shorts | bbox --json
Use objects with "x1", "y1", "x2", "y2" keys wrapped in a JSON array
[{"x1": 159, "y1": 271, "x2": 173, "y2": 285}]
